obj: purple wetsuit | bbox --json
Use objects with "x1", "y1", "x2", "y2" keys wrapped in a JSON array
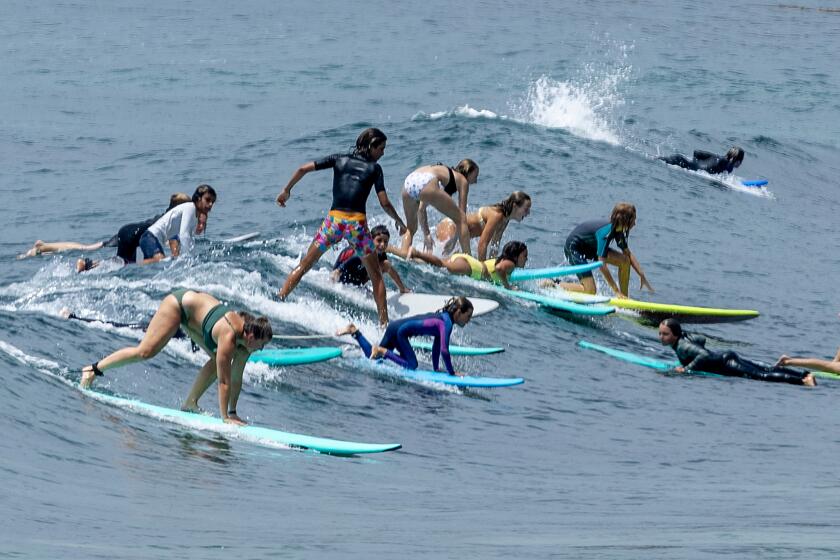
[{"x1": 352, "y1": 312, "x2": 455, "y2": 374}]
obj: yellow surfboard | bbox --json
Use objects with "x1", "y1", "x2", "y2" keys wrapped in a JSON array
[{"x1": 608, "y1": 297, "x2": 759, "y2": 324}]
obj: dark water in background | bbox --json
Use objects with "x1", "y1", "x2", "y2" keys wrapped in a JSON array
[{"x1": 2, "y1": 1, "x2": 840, "y2": 557}]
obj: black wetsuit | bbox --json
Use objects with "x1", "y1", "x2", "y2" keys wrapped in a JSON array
[
  {"x1": 102, "y1": 214, "x2": 163, "y2": 263},
  {"x1": 672, "y1": 333, "x2": 809, "y2": 385},
  {"x1": 564, "y1": 220, "x2": 629, "y2": 279},
  {"x1": 333, "y1": 247, "x2": 387, "y2": 286},
  {"x1": 313, "y1": 152, "x2": 385, "y2": 214},
  {"x1": 660, "y1": 150, "x2": 736, "y2": 175}
]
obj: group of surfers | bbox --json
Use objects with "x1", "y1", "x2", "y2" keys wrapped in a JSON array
[{"x1": 19, "y1": 128, "x2": 836, "y2": 424}]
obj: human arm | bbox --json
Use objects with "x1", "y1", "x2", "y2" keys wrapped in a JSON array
[
  {"x1": 431, "y1": 318, "x2": 456, "y2": 375},
  {"x1": 276, "y1": 161, "x2": 318, "y2": 207},
  {"x1": 168, "y1": 239, "x2": 180, "y2": 257},
  {"x1": 382, "y1": 260, "x2": 410, "y2": 293},
  {"x1": 598, "y1": 257, "x2": 625, "y2": 297},
  {"x1": 477, "y1": 210, "x2": 505, "y2": 261},
  {"x1": 457, "y1": 182, "x2": 471, "y2": 255},
  {"x1": 625, "y1": 249, "x2": 654, "y2": 293},
  {"x1": 213, "y1": 326, "x2": 240, "y2": 424},
  {"x1": 175, "y1": 206, "x2": 197, "y2": 256},
  {"x1": 225, "y1": 350, "x2": 248, "y2": 425},
  {"x1": 375, "y1": 190, "x2": 407, "y2": 236},
  {"x1": 493, "y1": 259, "x2": 515, "y2": 289}
]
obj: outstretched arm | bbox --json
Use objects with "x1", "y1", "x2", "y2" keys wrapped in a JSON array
[
  {"x1": 477, "y1": 212, "x2": 505, "y2": 261},
  {"x1": 625, "y1": 249, "x2": 654, "y2": 292},
  {"x1": 382, "y1": 260, "x2": 410, "y2": 293},
  {"x1": 598, "y1": 257, "x2": 624, "y2": 297},
  {"x1": 376, "y1": 191, "x2": 407, "y2": 235},
  {"x1": 276, "y1": 162, "x2": 317, "y2": 207},
  {"x1": 457, "y1": 183, "x2": 471, "y2": 255}
]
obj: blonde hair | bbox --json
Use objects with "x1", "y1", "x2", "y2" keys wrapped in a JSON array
[{"x1": 168, "y1": 192, "x2": 191, "y2": 210}]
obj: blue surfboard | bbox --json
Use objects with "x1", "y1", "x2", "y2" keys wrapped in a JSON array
[
  {"x1": 495, "y1": 287, "x2": 615, "y2": 316},
  {"x1": 578, "y1": 340, "x2": 723, "y2": 377},
  {"x1": 411, "y1": 340, "x2": 505, "y2": 356},
  {"x1": 509, "y1": 261, "x2": 602, "y2": 282},
  {"x1": 249, "y1": 347, "x2": 342, "y2": 366},
  {"x1": 359, "y1": 359, "x2": 523, "y2": 388},
  {"x1": 741, "y1": 179, "x2": 768, "y2": 187}
]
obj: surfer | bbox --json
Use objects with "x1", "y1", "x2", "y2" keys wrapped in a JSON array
[
  {"x1": 389, "y1": 240, "x2": 529, "y2": 290},
  {"x1": 137, "y1": 184, "x2": 216, "y2": 264},
  {"x1": 400, "y1": 159, "x2": 479, "y2": 256},
  {"x1": 659, "y1": 146, "x2": 744, "y2": 175},
  {"x1": 658, "y1": 318, "x2": 816, "y2": 386},
  {"x1": 331, "y1": 225, "x2": 410, "y2": 293},
  {"x1": 81, "y1": 290, "x2": 274, "y2": 424},
  {"x1": 434, "y1": 191, "x2": 532, "y2": 260},
  {"x1": 552, "y1": 202, "x2": 653, "y2": 299},
  {"x1": 337, "y1": 296, "x2": 474, "y2": 376},
  {"x1": 275, "y1": 128, "x2": 407, "y2": 326}
]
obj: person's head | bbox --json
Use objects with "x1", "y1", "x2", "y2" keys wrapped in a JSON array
[
  {"x1": 239, "y1": 312, "x2": 274, "y2": 351},
  {"x1": 454, "y1": 159, "x2": 479, "y2": 184},
  {"x1": 499, "y1": 240, "x2": 528, "y2": 268},
  {"x1": 440, "y1": 296, "x2": 474, "y2": 327},
  {"x1": 354, "y1": 127, "x2": 388, "y2": 161},
  {"x1": 726, "y1": 146, "x2": 745, "y2": 168},
  {"x1": 610, "y1": 202, "x2": 636, "y2": 232},
  {"x1": 494, "y1": 191, "x2": 532, "y2": 221},
  {"x1": 369, "y1": 224, "x2": 390, "y2": 254},
  {"x1": 658, "y1": 318, "x2": 683, "y2": 346},
  {"x1": 195, "y1": 212, "x2": 208, "y2": 235},
  {"x1": 167, "y1": 192, "x2": 191, "y2": 211},
  {"x1": 192, "y1": 184, "x2": 217, "y2": 214}
]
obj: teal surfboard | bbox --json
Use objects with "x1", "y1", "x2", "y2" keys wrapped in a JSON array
[
  {"x1": 411, "y1": 340, "x2": 505, "y2": 356},
  {"x1": 509, "y1": 261, "x2": 602, "y2": 282},
  {"x1": 359, "y1": 359, "x2": 523, "y2": 388},
  {"x1": 495, "y1": 287, "x2": 615, "y2": 316},
  {"x1": 83, "y1": 388, "x2": 401, "y2": 455},
  {"x1": 578, "y1": 340, "x2": 723, "y2": 377},
  {"x1": 249, "y1": 347, "x2": 342, "y2": 366}
]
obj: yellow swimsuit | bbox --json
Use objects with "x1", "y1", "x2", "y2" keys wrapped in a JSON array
[{"x1": 451, "y1": 254, "x2": 499, "y2": 283}]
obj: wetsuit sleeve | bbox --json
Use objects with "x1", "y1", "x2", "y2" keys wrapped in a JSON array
[
  {"x1": 313, "y1": 153, "x2": 339, "y2": 171},
  {"x1": 431, "y1": 318, "x2": 455, "y2": 375},
  {"x1": 681, "y1": 340, "x2": 712, "y2": 371},
  {"x1": 372, "y1": 164, "x2": 385, "y2": 194}
]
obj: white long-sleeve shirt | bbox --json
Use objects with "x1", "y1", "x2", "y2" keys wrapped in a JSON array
[{"x1": 146, "y1": 202, "x2": 198, "y2": 256}]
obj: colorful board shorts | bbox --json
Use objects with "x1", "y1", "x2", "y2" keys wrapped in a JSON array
[
  {"x1": 403, "y1": 171, "x2": 437, "y2": 201},
  {"x1": 314, "y1": 210, "x2": 375, "y2": 257}
]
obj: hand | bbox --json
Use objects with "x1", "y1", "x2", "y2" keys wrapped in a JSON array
[
  {"x1": 640, "y1": 276, "x2": 654, "y2": 293},
  {"x1": 276, "y1": 189, "x2": 291, "y2": 207},
  {"x1": 224, "y1": 414, "x2": 247, "y2": 426},
  {"x1": 674, "y1": 366, "x2": 685, "y2": 373},
  {"x1": 453, "y1": 371, "x2": 466, "y2": 377},
  {"x1": 395, "y1": 220, "x2": 407, "y2": 236},
  {"x1": 423, "y1": 233, "x2": 434, "y2": 251}
]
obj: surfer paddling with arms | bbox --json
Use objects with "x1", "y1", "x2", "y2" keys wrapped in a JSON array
[
  {"x1": 81, "y1": 290, "x2": 274, "y2": 424},
  {"x1": 338, "y1": 296, "x2": 474, "y2": 376},
  {"x1": 552, "y1": 202, "x2": 653, "y2": 299},
  {"x1": 659, "y1": 319, "x2": 816, "y2": 386},
  {"x1": 276, "y1": 128, "x2": 407, "y2": 326}
]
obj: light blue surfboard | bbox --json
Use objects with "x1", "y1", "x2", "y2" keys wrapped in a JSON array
[
  {"x1": 359, "y1": 359, "x2": 523, "y2": 388},
  {"x1": 509, "y1": 261, "x2": 602, "y2": 282},
  {"x1": 249, "y1": 347, "x2": 342, "y2": 366},
  {"x1": 82, "y1": 388, "x2": 401, "y2": 455},
  {"x1": 741, "y1": 179, "x2": 768, "y2": 187},
  {"x1": 411, "y1": 340, "x2": 505, "y2": 356},
  {"x1": 495, "y1": 287, "x2": 615, "y2": 316},
  {"x1": 578, "y1": 340, "x2": 723, "y2": 377}
]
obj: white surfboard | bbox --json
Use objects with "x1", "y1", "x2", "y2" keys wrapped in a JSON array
[
  {"x1": 388, "y1": 293, "x2": 499, "y2": 318},
  {"x1": 223, "y1": 231, "x2": 261, "y2": 243}
]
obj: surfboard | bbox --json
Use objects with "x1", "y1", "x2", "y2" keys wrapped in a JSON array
[
  {"x1": 813, "y1": 370, "x2": 840, "y2": 381},
  {"x1": 361, "y1": 359, "x2": 524, "y2": 388},
  {"x1": 509, "y1": 261, "x2": 602, "y2": 282},
  {"x1": 223, "y1": 231, "x2": 260, "y2": 243},
  {"x1": 742, "y1": 179, "x2": 769, "y2": 187},
  {"x1": 83, "y1": 388, "x2": 401, "y2": 455},
  {"x1": 578, "y1": 340, "x2": 723, "y2": 377},
  {"x1": 494, "y1": 287, "x2": 615, "y2": 316},
  {"x1": 388, "y1": 293, "x2": 499, "y2": 318},
  {"x1": 249, "y1": 347, "x2": 342, "y2": 366},
  {"x1": 607, "y1": 298, "x2": 760, "y2": 324},
  {"x1": 540, "y1": 286, "x2": 612, "y2": 304},
  {"x1": 411, "y1": 340, "x2": 505, "y2": 356}
]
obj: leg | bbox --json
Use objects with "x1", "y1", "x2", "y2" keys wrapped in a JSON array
[
  {"x1": 19, "y1": 240, "x2": 104, "y2": 258},
  {"x1": 392, "y1": 324, "x2": 419, "y2": 370},
  {"x1": 722, "y1": 352, "x2": 811, "y2": 386},
  {"x1": 278, "y1": 241, "x2": 326, "y2": 299},
  {"x1": 401, "y1": 191, "x2": 420, "y2": 252},
  {"x1": 555, "y1": 275, "x2": 597, "y2": 295},
  {"x1": 419, "y1": 187, "x2": 469, "y2": 254},
  {"x1": 604, "y1": 249, "x2": 631, "y2": 296},
  {"x1": 81, "y1": 295, "x2": 182, "y2": 387},
  {"x1": 181, "y1": 358, "x2": 217, "y2": 412},
  {"x1": 362, "y1": 252, "x2": 389, "y2": 326}
]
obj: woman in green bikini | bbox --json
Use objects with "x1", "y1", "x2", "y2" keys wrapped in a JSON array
[{"x1": 81, "y1": 290, "x2": 273, "y2": 425}]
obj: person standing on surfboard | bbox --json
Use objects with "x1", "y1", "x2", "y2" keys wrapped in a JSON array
[
  {"x1": 276, "y1": 128, "x2": 407, "y2": 326},
  {"x1": 659, "y1": 146, "x2": 744, "y2": 175},
  {"x1": 388, "y1": 240, "x2": 529, "y2": 291},
  {"x1": 552, "y1": 203, "x2": 653, "y2": 299},
  {"x1": 658, "y1": 319, "x2": 816, "y2": 386},
  {"x1": 331, "y1": 224, "x2": 410, "y2": 293},
  {"x1": 81, "y1": 290, "x2": 274, "y2": 425},
  {"x1": 337, "y1": 296, "x2": 473, "y2": 376}
]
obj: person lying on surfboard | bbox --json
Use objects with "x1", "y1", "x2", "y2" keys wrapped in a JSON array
[
  {"x1": 388, "y1": 240, "x2": 529, "y2": 290},
  {"x1": 434, "y1": 191, "x2": 532, "y2": 260},
  {"x1": 331, "y1": 225, "x2": 409, "y2": 293},
  {"x1": 658, "y1": 318, "x2": 816, "y2": 386},
  {"x1": 81, "y1": 290, "x2": 274, "y2": 425},
  {"x1": 276, "y1": 127, "x2": 407, "y2": 327},
  {"x1": 658, "y1": 146, "x2": 744, "y2": 175},
  {"x1": 551, "y1": 202, "x2": 653, "y2": 299},
  {"x1": 337, "y1": 296, "x2": 473, "y2": 376}
]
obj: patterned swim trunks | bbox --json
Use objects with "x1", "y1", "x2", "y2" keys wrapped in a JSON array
[{"x1": 314, "y1": 210, "x2": 375, "y2": 257}]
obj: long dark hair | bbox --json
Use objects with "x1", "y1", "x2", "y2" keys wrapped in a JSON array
[
  {"x1": 192, "y1": 184, "x2": 217, "y2": 204},
  {"x1": 492, "y1": 191, "x2": 531, "y2": 218},
  {"x1": 498, "y1": 241, "x2": 527, "y2": 265},
  {"x1": 240, "y1": 312, "x2": 273, "y2": 341},
  {"x1": 661, "y1": 318, "x2": 683, "y2": 339},
  {"x1": 453, "y1": 158, "x2": 479, "y2": 180},
  {"x1": 354, "y1": 128, "x2": 387, "y2": 159},
  {"x1": 438, "y1": 296, "x2": 473, "y2": 318}
]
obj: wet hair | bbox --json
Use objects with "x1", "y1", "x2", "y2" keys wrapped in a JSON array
[
  {"x1": 239, "y1": 312, "x2": 273, "y2": 341},
  {"x1": 454, "y1": 158, "x2": 479, "y2": 180},
  {"x1": 492, "y1": 191, "x2": 531, "y2": 218},
  {"x1": 192, "y1": 184, "x2": 217, "y2": 204},
  {"x1": 726, "y1": 146, "x2": 745, "y2": 164},
  {"x1": 354, "y1": 128, "x2": 387, "y2": 159},
  {"x1": 610, "y1": 202, "x2": 636, "y2": 231},
  {"x1": 167, "y1": 192, "x2": 191, "y2": 211},
  {"x1": 660, "y1": 318, "x2": 683, "y2": 339},
  {"x1": 438, "y1": 296, "x2": 474, "y2": 317},
  {"x1": 370, "y1": 224, "x2": 390, "y2": 238},
  {"x1": 498, "y1": 240, "x2": 528, "y2": 265}
]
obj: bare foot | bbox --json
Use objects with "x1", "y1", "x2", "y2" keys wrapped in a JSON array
[
  {"x1": 335, "y1": 323, "x2": 358, "y2": 337},
  {"x1": 803, "y1": 373, "x2": 817, "y2": 387},
  {"x1": 775, "y1": 355, "x2": 790, "y2": 367},
  {"x1": 370, "y1": 345, "x2": 387, "y2": 359},
  {"x1": 224, "y1": 414, "x2": 247, "y2": 426},
  {"x1": 18, "y1": 241, "x2": 44, "y2": 259},
  {"x1": 59, "y1": 307, "x2": 72, "y2": 320},
  {"x1": 80, "y1": 365, "x2": 97, "y2": 389},
  {"x1": 180, "y1": 401, "x2": 207, "y2": 414}
]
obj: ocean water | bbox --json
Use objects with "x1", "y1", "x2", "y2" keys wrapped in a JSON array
[{"x1": 2, "y1": 1, "x2": 840, "y2": 557}]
